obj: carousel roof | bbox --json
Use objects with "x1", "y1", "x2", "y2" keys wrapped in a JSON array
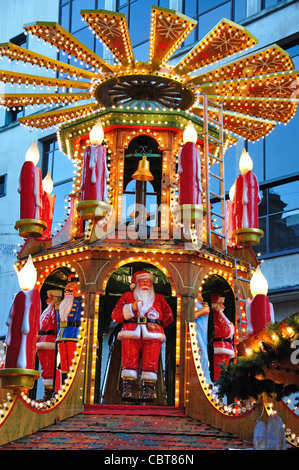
[{"x1": 0, "y1": 5, "x2": 297, "y2": 142}]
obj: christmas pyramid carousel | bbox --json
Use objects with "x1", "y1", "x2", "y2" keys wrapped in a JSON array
[{"x1": 0, "y1": 6, "x2": 298, "y2": 448}]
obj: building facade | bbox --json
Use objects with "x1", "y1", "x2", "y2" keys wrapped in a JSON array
[{"x1": 0, "y1": 0, "x2": 298, "y2": 337}]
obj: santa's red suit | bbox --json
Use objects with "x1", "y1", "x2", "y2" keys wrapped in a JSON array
[
  {"x1": 5, "y1": 288, "x2": 41, "y2": 370},
  {"x1": 111, "y1": 271, "x2": 173, "y2": 393},
  {"x1": 178, "y1": 141, "x2": 202, "y2": 206},
  {"x1": 36, "y1": 290, "x2": 62, "y2": 397},
  {"x1": 211, "y1": 294, "x2": 235, "y2": 382},
  {"x1": 81, "y1": 144, "x2": 109, "y2": 202}
]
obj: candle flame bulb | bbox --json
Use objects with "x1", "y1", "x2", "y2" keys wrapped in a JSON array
[
  {"x1": 250, "y1": 265, "x2": 268, "y2": 297},
  {"x1": 239, "y1": 148, "x2": 253, "y2": 174},
  {"x1": 17, "y1": 255, "x2": 37, "y2": 291},
  {"x1": 42, "y1": 171, "x2": 53, "y2": 195},
  {"x1": 89, "y1": 119, "x2": 104, "y2": 146},
  {"x1": 25, "y1": 141, "x2": 40, "y2": 166},
  {"x1": 183, "y1": 120, "x2": 197, "y2": 144}
]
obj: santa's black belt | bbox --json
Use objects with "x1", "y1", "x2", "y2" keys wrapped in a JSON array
[
  {"x1": 66, "y1": 321, "x2": 81, "y2": 327},
  {"x1": 214, "y1": 338, "x2": 233, "y2": 343},
  {"x1": 124, "y1": 318, "x2": 162, "y2": 325},
  {"x1": 38, "y1": 329, "x2": 56, "y2": 335}
]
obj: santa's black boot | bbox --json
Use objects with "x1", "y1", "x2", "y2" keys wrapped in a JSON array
[
  {"x1": 121, "y1": 378, "x2": 136, "y2": 401},
  {"x1": 142, "y1": 380, "x2": 157, "y2": 402}
]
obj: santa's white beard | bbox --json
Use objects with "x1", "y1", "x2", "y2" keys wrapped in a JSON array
[
  {"x1": 133, "y1": 286, "x2": 155, "y2": 317},
  {"x1": 59, "y1": 293, "x2": 74, "y2": 322}
]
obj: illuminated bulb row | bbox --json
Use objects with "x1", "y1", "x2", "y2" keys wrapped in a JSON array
[
  {"x1": 175, "y1": 295, "x2": 181, "y2": 406},
  {"x1": 0, "y1": 394, "x2": 15, "y2": 423},
  {"x1": 188, "y1": 323, "x2": 252, "y2": 415},
  {"x1": 90, "y1": 294, "x2": 100, "y2": 404}
]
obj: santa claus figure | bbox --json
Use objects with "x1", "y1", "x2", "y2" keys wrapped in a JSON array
[
  {"x1": 211, "y1": 294, "x2": 235, "y2": 382},
  {"x1": 111, "y1": 270, "x2": 173, "y2": 402},
  {"x1": 36, "y1": 289, "x2": 62, "y2": 400},
  {"x1": 56, "y1": 276, "x2": 82, "y2": 383}
]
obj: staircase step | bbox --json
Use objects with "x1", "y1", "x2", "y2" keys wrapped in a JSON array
[{"x1": 83, "y1": 404, "x2": 186, "y2": 416}]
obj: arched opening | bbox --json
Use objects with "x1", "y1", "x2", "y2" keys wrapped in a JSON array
[
  {"x1": 122, "y1": 135, "x2": 162, "y2": 232},
  {"x1": 94, "y1": 260, "x2": 177, "y2": 406},
  {"x1": 33, "y1": 266, "x2": 82, "y2": 401},
  {"x1": 201, "y1": 273, "x2": 235, "y2": 383}
]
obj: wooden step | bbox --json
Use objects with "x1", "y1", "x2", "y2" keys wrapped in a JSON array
[{"x1": 83, "y1": 404, "x2": 186, "y2": 416}]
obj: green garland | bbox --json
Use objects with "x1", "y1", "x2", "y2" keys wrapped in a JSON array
[{"x1": 217, "y1": 314, "x2": 299, "y2": 402}]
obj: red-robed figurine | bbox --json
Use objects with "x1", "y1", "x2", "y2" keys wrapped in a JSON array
[
  {"x1": 211, "y1": 293, "x2": 235, "y2": 382},
  {"x1": 36, "y1": 289, "x2": 62, "y2": 400},
  {"x1": 56, "y1": 276, "x2": 82, "y2": 383},
  {"x1": 111, "y1": 271, "x2": 173, "y2": 402}
]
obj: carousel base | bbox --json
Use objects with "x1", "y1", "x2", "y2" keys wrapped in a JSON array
[
  {"x1": 76, "y1": 200, "x2": 111, "y2": 220},
  {"x1": 232, "y1": 227, "x2": 264, "y2": 246},
  {"x1": 0, "y1": 368, "x2": 40, "y2": 392},
  {"x1": 14, "y1": 219, "x2": 47, "y2": 238}
]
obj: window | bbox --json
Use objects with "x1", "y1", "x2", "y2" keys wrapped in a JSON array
[
  {"x1": 4, "y1": 107, "x2": 24, "y2": 126},
  {"x1": 254, "y1": 179, "x2": 299, "y2": 257},
  {"x1": 0, "y1": 174, "x2": 7, "y2": 198},
  {"x1": 42, "y1": 137, "x2": 74, "y2": 230},
  {"x1": 10, "y1": 32, "x2": 27, "y2": 47},
  {"x1": 182, "y1": 0, "x2": 247, "y2": 45}
]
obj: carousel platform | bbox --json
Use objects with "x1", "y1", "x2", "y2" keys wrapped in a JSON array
[{"x1": 0, "y1": 405, "x2": 252, "y2": 451}]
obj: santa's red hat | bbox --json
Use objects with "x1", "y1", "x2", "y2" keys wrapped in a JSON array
[{"x1": 130, "y1": 271, "x2": 154, "y2": 290}]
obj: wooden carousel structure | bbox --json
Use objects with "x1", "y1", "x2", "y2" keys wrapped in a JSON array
[{"x1": 0, "y1": 6, "x2": 298, "y2": 447}]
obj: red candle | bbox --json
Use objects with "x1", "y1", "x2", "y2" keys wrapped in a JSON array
[
  {"x1": 18, "y1": 141, "x2": 43, "y2": 221},
  {"x1": 18, "y1": 161, "x2": 43, "y2": 220},
  {"x1": 246, "y1": 266, "x2": 274, "y2": 336},
  {"x1": 234, "y1": 150, "x2": 260, "y2": 230},
  {"x1": 41, "y1": 192, "x2": 55, "y2": 239},
  {"x1": 178, "y1": 141, "x2": 202, "y2": 205},
  {"x1": 81, "y1": 144, "x2": 109, "y2": 202},
  {"x1": 5, "y1": 288, "x2": 41, "y2": 370}
]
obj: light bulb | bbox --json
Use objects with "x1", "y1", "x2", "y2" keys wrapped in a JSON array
[
  {"x1": 42, "y1": 171, "x2": 53, "y2": 195},
  {"x1": 25, "y1": 141, "x2": 40, "y2": 166},
  {"x1": 250, "y1": 265, "x2": 268, "y2": 297},
  {"x1": 17, "y1": 255, "x2": 37, "y2": 291},
  {"x1": 89, "y1": 119, "x2": 104, "y2": 145},
  {"x1": 239, "y1": 148, "x2": 253, "y2": 174},
  {"x1": 183, "y1": 120, "x2": 197, "y2": 144}
]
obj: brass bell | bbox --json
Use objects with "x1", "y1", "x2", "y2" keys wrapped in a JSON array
[{"x1": 132, "y1": 155, "x2": 154, "y2": 181}]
